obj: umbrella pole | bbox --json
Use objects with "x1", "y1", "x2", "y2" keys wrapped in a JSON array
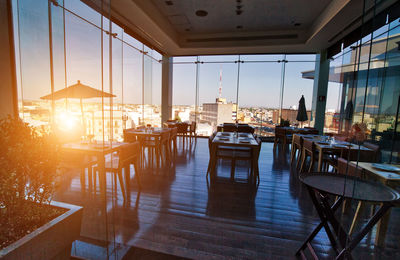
[{"x1": 80, "y1": 98, "x2": 86, "y2": 136}]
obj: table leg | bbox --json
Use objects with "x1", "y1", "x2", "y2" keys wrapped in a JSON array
[
  {"x1": 374, "y1": 204, "x2": 391, "y2": 247},
  {"x1": 349, "y1": 201, "x2": 365, "y2": 235},
  {"x1": 317, "y1": 148, "x2": 323, "y2": 172},
  {"x1": 337, "y1": 202, "x2": 392, "y2": 259},
  {"x1": 296, "y1": 192, "x2": 343, "y2": 256},
  {"x1": 210, "y1": 144, "x2": 217, "y2": 181}
]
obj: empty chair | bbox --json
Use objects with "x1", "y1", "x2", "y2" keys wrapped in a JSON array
[
  {"x1": 291, "y1": 134, "x2": 303, "y2": 167},
  {"x1": 189, "y1": 121, "x2": 197, "y2": 140},
  {"x1": 169, "y1": 127, "x2": 178, "y2": 154},
  {"x1": 273, "y1": 127, "x2": 292, "y2": 151},
  {"x1": 93, "y1": 142, "x2": 141, "y2": 201},
  {"x1": 300, "y1": 139, "x2": 336, "y2": 172},
  {"x1": 237, "y1": 124, "x2": 255, "y2": 134},
  {"x1": 337, "y1": 157, "x2": 363, "y2": 177},
  {"x1": 223, "y1": 123, "x2": 237, "y2": 132}
]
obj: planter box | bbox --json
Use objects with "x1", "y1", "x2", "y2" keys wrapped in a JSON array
[{"x1": 0, "y1": 201, "x2": 83, "y2": 260}]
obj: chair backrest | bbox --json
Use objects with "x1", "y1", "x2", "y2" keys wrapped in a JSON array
[
  {"x1": 337, "y1": 157, "x2": 363, "y2": 177},
  {"x1": 123, "y1": 128, "x2": 136, "y2": 142},
  {"x1": 137, "y1": 125, "x2": 145, "y2": 129},
  {"x1": 177, "y1": 122, "x2": 188, "y2": 133},
  {"x1": 208, "y1": 132, "x2": 216, "y2": 156},
  {"x1": 275, "y1": 127, "x2": 286, "y2": 138},
  {"x1": 363, "y1": 141, "x2": 380, "y2": 162},
  {"x1": 118, "y1": 142, "x2": 140, "y2": 169},
  {"x1": 163, "y1": 122, "x2": 169, "y2": 128},
  {"x1": 161, "y1": 130, "x2": 170, "y2": 143},
  {"x1": 306, "y1": 129, "x2": 319, "y2": 135},
  {"x1": 167, "y1": 119, "x2": 177, "y2": 123},
  {"x1": 238, "y1": 125, "x2": 255, "y2": 134},
  {"x1": 303, "y1": 138, "x2": 315, "y2": 153},
  {"x1": 223, "y1": 123, "x2": 237, "y2": 132},
  {"x1": 190, "y1": 121, "x2": 197, "y2": 132},
  {"x1": 293, "y1": 134, "x2": 303, "y2": 146},
  {"x1": 170, "y1": 127, "x2": 177, "y2": 138}
]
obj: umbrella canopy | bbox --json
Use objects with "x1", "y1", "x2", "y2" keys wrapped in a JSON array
[
  {"x1": 296, "y1": 95, "x2": 308, "y2": 122},
  {"x1": 40, "y1": 80, "x2": 115, "y2": 100}
]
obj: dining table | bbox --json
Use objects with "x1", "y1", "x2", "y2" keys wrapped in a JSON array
[
  {"x1": 300, "y1": 135, "x2": 374, "y2": 171},
  {"x1": 62, "y1": 141, "x2": 130, "y2": 198},
  {"x1": 348, "y1": 161, "x2": 400, "y2": 247},
  {"x1": 209, "y1": 132, "x2": 259, "y2": 183},
  {"x1": 124, "y1": 127, "x2": 171, "y2": 167},
  {"x1": 296, "y1": 172, "x2": 400, "y2": 259}
]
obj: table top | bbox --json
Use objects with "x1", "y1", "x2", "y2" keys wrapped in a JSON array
[
  {"x1": 299, "y1": 134, "x2": 372, "y2": 151},
  {"x1": 125, "y1": 127, "x2": 170, "y2": 136},
  {"x1": 300, "y1": 172, "x2": 400, "y2": 203},
  {"x1": 62, "y1": 141, "x2": 128, "y2": 153},
  {"x1": 351, "y1": 161, "x2": 400, "y2": 182},
  {"x1": 213, "y1": 132, "x2": 258, "y2": 147}
]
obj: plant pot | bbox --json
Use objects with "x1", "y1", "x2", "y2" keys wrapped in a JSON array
[{"x1": 0, "y1": 201, "x2": 83, "y2": 260}]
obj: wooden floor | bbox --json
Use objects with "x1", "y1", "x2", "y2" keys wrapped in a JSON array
[{"x1": 54, "y1": 138, "x2": 400, "y2": 259}]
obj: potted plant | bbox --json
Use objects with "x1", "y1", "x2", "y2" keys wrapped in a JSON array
[{"x1": 0, "y1": 116, "x2": 82, "y2": 259}]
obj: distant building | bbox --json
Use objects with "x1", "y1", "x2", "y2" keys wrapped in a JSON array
[
  {"x1": 272, "y1": 108, "x2": 311, "y2": 125},
  {"x1": 202, "y1": 98, "x2": 237, "y2": 126}
]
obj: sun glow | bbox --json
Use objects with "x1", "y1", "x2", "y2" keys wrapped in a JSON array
[{"x1": 57, "y1": 111, "x2": 78, "y2": 130}]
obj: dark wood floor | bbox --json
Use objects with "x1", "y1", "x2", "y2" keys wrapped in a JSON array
[{"x1": 54, "y1": 138, "x2": 400, "y2": 259}]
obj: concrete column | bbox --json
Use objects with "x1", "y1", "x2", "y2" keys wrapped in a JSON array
[
  {"x1": 311, "y1": 50, "x2": 330, "y2": 133},
  {"x1": 161, "y1": 56, "x2": 173, "y2": 123},
  {"x1": 0, "y1": 0, "x2": 18, "y2": 118}
]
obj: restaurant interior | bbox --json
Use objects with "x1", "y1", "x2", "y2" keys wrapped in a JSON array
[{"x1": 0, "y1": 0, "x2": 400, "y2": 259}]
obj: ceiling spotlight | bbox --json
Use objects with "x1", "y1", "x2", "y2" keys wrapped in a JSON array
[
  {"x1": 294, "y1": 23, "x2": 301, "y2": 27},
  {"x1": 195, "y1": 10, "x2": 208, "y2": 17},
  {"x1": 165, "y1": 0, "x2": 173, "y2": 6},
  {"x1": 236, "y1": 25, "x2": 243, "y2": 29},
  {"x1": 236, "y1": 10, "x2": 243, "y2": 15}
]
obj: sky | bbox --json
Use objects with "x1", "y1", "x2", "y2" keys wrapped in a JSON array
[{"x1": 14, "y1": 0, "x2": 341, "y2": 111}]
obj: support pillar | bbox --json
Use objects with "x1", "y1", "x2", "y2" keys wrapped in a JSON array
[
  {"x1": 0, "y1": 0, "x2": 18, "y2": 118},
  {"x1": 311, "y1": 50, "x2": 330, "y2": 133},
  {"x1": 161, "y1": 56, "x2": 173, "y2": 123}
]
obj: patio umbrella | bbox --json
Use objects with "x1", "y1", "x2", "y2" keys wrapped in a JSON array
[
  {"x1": 296, "y1": 95, "x2": 308, "y2": 127},
  {"x1": 41, "y1": 80, "x2": 116, "y2": 134}
]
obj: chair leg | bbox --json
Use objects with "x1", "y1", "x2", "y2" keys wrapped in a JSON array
[
  {"x1": 117, "y1": 171, "x2": 126, "y2": 201},
  {"x1": 133, "y1": 160, "x2": 141, "y2": 188},
  {"x1": 349, "y1": 201, "x2": 365, "y2": 235}
]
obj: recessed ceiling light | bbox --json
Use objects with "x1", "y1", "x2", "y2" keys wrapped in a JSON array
[
  {"x1": 185, "y1": 28, "x2": 191, "y2": 32},
  {"x1": 165, "y1": 1, "x2": 173, "y2": 6},
  {"x1": 294, "y1": 23, "x2": 301, "y2": 27},
  {"x1": 236, "y1": 10, "x2": 243, "y2": 15},
  {"x1": 195, "y1": 10, "x2": 208, "y2": 17},
  {"x1": 236, "y1": 25, "x2": 243, "y2": 29}
]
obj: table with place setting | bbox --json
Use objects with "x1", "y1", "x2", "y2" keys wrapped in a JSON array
[
  {"x1": 62, "y1": 141, "x2": 130, "y2": 197},
  {"x1": 347, "y1": 161, "x2": 400, "y2": 246},
  {"x1": 209, "y1": 132, "x2": 260, "y2": 182},
  {"x1": 300, "y1": 135, "x2": 374, "y2": 171}
]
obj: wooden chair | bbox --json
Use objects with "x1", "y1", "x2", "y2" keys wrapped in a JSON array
[
  {"x1": 300, "y1": 139, "x2": 336, "y2": 173},
  {"x1": 142, "y1": 130, "x2": 170, "y2": 168},
  {"x1": 189, "y1": 121, "x2": 197, "y2": 141},
  {"x1": 237, "y1": 124, "x2": 255, "y2": 134},
  {"x1": 273, "y1": 127, "x2": 292, "y2": 151},
  {"x1": 206, "y1": 132, "x2": 217, "y2": 179},
  {"x1": 93, "y1": 142, "x2": 141, "y2": 201},
  {"x1": 169, "y1": 127, "x2": 178, "y2": 154},
  {"x1": 291, "y1": 134, "x2": 303, "y2": 167},
  {"x1": 176, "y1": 122, "x2": 189, "y2": 144},
  {"x1": 222, "y1": 123, "x2": 237, "y2": 132}
]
